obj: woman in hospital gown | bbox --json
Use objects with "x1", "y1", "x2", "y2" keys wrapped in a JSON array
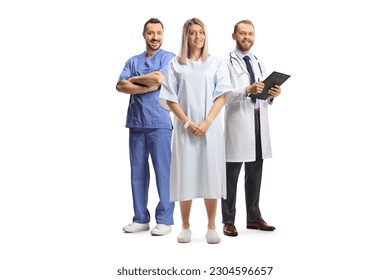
[{"x1": 159, "y1": 18, "x2": 232, "y2": 244}]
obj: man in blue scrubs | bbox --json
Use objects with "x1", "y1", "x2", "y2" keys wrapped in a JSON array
[{"x1": 116, "y1": 18, "x2": 175, "y2": 235}]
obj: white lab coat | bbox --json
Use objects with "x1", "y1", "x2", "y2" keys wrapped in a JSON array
[{"x1": 224, "y1": 51, "x2": 272, "y2": 162}]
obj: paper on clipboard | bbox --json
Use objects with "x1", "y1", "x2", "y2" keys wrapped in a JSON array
[{"x1": 252, "y1": 71, "x2": 291, "y2": 100}]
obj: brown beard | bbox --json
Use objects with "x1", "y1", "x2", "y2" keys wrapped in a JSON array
[
  {"x1": 146, "y1": 40, "x2": 161, "y2": 51},
  {"x1": 236, "y1": 40, "x2": 253, "y2": 52}
]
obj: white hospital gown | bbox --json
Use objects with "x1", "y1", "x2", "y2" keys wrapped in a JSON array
[{"x1": 159, "y1": 56, "x2": 232, "y2": 201}]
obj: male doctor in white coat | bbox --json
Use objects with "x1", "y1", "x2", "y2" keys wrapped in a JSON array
[{"x1": 222, "y1": 19, "x2": 281, "y2": 237}]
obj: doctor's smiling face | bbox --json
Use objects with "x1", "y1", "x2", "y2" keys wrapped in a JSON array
[
  {"x1": 233, "y1": 21, "x2": 255, "y2": 53},
  {"x1": 143, "y1": 22, "x2": 164, "y2": 55}
]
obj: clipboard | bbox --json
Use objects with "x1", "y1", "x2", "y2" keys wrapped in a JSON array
[{"x1": 252, "y1": 71, "x2": 291, "y2": 100}]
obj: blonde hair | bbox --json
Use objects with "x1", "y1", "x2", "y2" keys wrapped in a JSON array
[{"x1": 178, "y1": 18, "x2": 209, "y2": 65}]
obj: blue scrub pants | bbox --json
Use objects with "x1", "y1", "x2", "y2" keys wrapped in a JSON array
[{"x1": 129, "y1": 128, "x2": 174, "y2": 225}]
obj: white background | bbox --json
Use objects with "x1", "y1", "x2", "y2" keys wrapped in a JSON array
[{"x1": 1, "y1": 0, "x2": 389, "y2": 279}]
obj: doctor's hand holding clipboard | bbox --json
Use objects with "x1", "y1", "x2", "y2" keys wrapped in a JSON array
[
  {"x1": 267, "y1": 84, "x2": 282, "y2": 99},
  {"x1": 247, "y1": 78, "x2": 282, "y2": 101},
  {"x1": 249, "y1": 71, "x2": 290, "y2": 100}
]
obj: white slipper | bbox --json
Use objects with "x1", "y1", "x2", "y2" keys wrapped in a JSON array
[
  {"x1": 177, "y1": 229, "x2": 192, "y2": 243},
  {"x1": 206, "y1": 229, "x2": 221, "y2": 244}
]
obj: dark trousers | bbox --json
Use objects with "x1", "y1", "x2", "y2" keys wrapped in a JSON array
[{"x1": 222, "y1": 113, "x2": 263, "y2": 224}]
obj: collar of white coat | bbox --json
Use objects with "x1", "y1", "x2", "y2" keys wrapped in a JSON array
[{"x1": 233, "y1": 49, "x2": 255, "y2": 62}]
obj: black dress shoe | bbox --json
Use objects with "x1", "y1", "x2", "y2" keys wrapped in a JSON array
[
  {"x1": 223, "y1": 224, "x2": 238, "y2": 236},
  {"x1": 247, "y1": 219, "x2": 276, "y2": 231}
]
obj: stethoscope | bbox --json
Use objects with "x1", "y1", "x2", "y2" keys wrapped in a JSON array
[{"x1": 229, "y1": 51, "x2": 263, "y2": 78}]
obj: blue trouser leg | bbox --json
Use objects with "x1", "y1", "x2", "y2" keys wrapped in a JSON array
[
  {"x1": 146, "y1": 128, "x2": 175, "y2": 225},
  {"x1": 129, "y1": 129, "x2": 150, "y2": 224}
]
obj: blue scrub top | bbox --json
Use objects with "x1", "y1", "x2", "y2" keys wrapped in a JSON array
[{"x1": 117, "y1": 49, "x2": 175, "y2": 129}]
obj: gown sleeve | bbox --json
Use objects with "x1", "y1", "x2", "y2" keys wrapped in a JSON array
[
  {"x1": 159, "y1": 58, "x2": 179, "y2": 111},
  {"x1": 213, "y1": 57, "x2": 232, "y2": 101}
]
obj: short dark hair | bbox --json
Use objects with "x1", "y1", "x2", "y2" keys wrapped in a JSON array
[
  {"x1": 143, "y1": 18, "x2": 164, "y2": 33},
  {"x1": 233, "y1": 19, "x2": 254, "y2": 33}
]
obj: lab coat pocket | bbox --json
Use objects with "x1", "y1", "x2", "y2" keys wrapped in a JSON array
[{"x1": 225, "y1": 101, "x2": 246, "y2": 122}]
